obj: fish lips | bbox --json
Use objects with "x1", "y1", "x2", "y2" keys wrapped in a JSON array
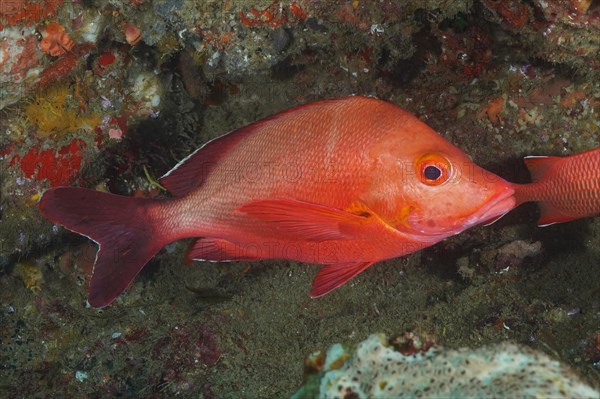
[
  {"x1": 465, "y1": 185, "x2": 516, "y2": 228},
  {"x1": 401, "y1": 185, "x2": 516, "y2": 242}
]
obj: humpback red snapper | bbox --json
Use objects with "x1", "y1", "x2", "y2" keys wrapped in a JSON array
[{"x1": 39, "y1": 96, "x2": 520, "y2": 307}]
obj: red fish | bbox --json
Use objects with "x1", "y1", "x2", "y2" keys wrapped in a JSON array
[
  {"x1": 513, "y1": 148, "x2": 600, "y2": 226},
  {"x1": 39, "y1": 96, "x2": 515, "y2": 307}
]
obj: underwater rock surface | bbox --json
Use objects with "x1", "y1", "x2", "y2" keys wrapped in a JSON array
[
  {"x1": 1, "y1": 0, "x2": 600, "y2": 397},
  {"x1": 294, "y1": 333, "x2": 600, "y2": 399}
]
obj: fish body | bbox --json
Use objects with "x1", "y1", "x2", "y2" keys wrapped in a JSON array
[
  {"x1": 513, "y1": 148, "x2": 600, "y2": 226},
  {"x1": 39, "y1": 96, "x2": 515, "y2": 307}
]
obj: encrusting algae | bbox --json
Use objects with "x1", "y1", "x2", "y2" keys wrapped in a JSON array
[
  {"x1": 25, "y1": 83, "x2": 101, "y2": 138},
  {"x1": 15, "y1": 262, "x2": 44, "y2": 293}
]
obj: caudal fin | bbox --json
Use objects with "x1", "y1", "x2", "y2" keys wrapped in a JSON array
[{"x1": 39, "y1": 187, "x2": 163, "y2": 307}]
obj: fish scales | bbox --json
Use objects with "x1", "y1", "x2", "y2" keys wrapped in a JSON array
[{"x1": 45, "y1": 96, "x2": 600, "y2": 307}]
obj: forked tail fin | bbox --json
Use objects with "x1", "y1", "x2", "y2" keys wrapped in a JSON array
[{"x1": 39, "y1": 187, "x2": 165, "y2": 307}]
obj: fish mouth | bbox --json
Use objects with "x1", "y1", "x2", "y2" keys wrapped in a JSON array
[
  {"x1": 465, "y1": 186, "x2": 516, "y2": 228},
  {"x1": 396, "y1": 185, "x2": 516, "y2": 243}
]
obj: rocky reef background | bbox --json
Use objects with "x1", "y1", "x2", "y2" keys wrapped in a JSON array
[{"x1": 1, "y1": 0, "x2": 599, "y2": 397}]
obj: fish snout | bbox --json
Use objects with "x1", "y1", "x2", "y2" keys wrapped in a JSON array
[{"x1": 466, "y1": 184, "x2": 516, "y2": 227}]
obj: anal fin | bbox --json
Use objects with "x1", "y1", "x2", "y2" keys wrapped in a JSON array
[{"x1": 537, "y1": 203, "x2": 577, "y2": 227}]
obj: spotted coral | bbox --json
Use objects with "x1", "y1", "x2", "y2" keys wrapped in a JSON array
[{"x1": 293, "y1": 334, "x2": 600, "y2": 398}]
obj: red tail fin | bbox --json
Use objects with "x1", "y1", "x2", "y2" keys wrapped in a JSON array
[{"x1": 39, "y1": 187, "x2": 163, "y2": 307}]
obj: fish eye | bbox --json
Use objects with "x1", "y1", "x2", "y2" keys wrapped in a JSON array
[
  {"x1": 415, "y1": 153, "x2": 451, "y2": 186},
  {"x1": 424, "y1": 165, "x2": 441, "y2": 180}
]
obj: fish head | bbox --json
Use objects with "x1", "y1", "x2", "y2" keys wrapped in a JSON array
[
  {"x1": 396, "y1": 150, "x2": 516, "y2": 241},
  {"x1": 366, "y1": 116, "x2": 516, "y2": 242}
]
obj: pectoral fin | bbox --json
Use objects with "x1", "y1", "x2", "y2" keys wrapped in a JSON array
[
  {"x1": 310, "y1": 261, "x2": 375, "y2": 298},
  {"x1": 238, "y1": 199, "x2": 372, "y2": 241}
]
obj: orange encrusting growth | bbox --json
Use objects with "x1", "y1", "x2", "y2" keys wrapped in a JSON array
[
  {"x1": 0, "y1": 0, "x2": 63, "y2": 27},
  {"x1": 39, "y1": 22, "x2": 74, "y2": 56},
  {"x1": 513, "y1": 148, "x2": 600, "y2": 226}
]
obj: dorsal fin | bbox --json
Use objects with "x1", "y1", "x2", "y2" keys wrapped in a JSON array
[
  {"x1": 523, "y1": 155, "x2": 560, "y2": 182},
  {"x1": 159, "y1": 127, "x2": 251, "y2": 197}
]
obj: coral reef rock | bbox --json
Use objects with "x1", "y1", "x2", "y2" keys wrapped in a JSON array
[{"x1": 293, "y1": 333, "x2": 600, "y2": 399}]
